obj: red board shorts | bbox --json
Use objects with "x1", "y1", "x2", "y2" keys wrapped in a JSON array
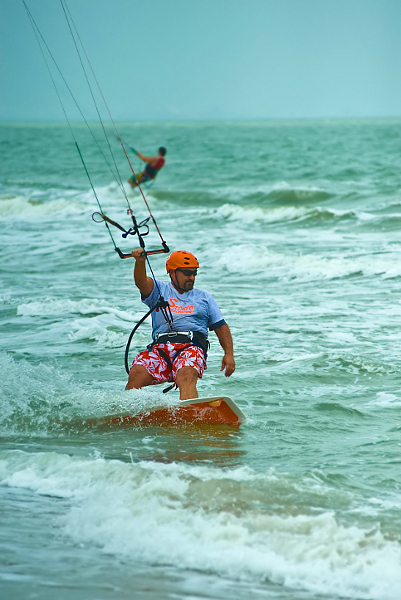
[{"x1": 132, "y1": 342, "x2": 207, "y2": 383}]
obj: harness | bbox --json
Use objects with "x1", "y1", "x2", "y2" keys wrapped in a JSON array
[
  {"x1": 147, "y1": 330, "x2": 209, "y2": 364},
  {"x1": 146, "y1": 331, "x2": 210, "y2": 394}
]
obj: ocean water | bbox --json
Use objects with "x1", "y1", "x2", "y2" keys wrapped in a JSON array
[{"x1": 1, "y1": 119, "x2": 401, "y2": 600}]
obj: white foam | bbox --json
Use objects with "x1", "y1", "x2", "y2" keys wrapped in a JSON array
[
  {"x1": 17, "y1": 297, "x2": 140, "y2": 322},
  {"x1": 215, "y1": 244, "x2": 401, "y2": 281},
  {"x1": 67, "y1": 320, "x2": 126, "y2": 347},
  {"x1": 368, "y1": 392, "x2": 401, "y2": 408},
  {"x1": 215, "y1": 202, "x2": 314, "y2": 224},
  {"x1": 214, "y1": 181, "x2": 331, "y2": 204},
  {"x1": 0, "y1": 194, "x2": 85, "y2": 220},
  {"x1": 0, "y1": 452, "x2": 400, "y2": 600},
  {"x1": 0, "y1": 351, "x2": 178, "y2": 432}
]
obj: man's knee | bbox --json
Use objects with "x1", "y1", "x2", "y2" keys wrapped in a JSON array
[
  {"x1": 125, "y1": 364, "x2": 154, "y2": 390},
  {"x1": 175, "y1": 366, "x2": 198, "y2": 385}
]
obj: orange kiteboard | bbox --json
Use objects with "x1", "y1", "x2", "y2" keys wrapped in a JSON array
[{"x1": 93, "y1": 396, "x2": 246, "y2": 429}]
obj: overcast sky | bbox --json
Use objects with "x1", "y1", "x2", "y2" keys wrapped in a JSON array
[{"x1": 1, "y1": 0, "x2": 401, "y2": 121}]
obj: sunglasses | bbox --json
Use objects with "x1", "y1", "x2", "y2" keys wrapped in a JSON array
[{"x1": 177, "y1": 268, "x2": 198, "y2": 277}]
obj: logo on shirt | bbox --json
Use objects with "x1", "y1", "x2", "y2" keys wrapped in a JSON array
[{"x1": 169, "y1": 298, "x2": 194, "y2": 314}]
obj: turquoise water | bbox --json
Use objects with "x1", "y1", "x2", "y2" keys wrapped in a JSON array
[{"x1": 1, "y1": 120, "x2": 401, "y2": 600}]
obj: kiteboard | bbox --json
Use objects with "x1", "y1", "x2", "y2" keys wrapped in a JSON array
[{"x1": 90, "y1": 396, "x2": 246, "y2": 429}]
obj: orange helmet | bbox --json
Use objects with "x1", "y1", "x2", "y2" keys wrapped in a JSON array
[{"x1": 166, "y1": 250, "x2": 199, "y2": 273}]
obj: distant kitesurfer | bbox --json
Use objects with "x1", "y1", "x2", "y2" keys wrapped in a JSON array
[
  {"x1": 126, "y1": 249, "x2": 235, "y2": 400},
  {"x1": 128, "y1": 146, "x2": 166, "y2": 188}
]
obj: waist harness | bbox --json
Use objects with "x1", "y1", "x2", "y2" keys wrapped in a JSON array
[{"x1": 147, "y1": 330, "x2": 209, "y2": 372}]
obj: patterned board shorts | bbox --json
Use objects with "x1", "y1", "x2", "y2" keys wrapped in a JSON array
[{"x1": 132, "y1": 342, "x2": 207, "y2": 383}]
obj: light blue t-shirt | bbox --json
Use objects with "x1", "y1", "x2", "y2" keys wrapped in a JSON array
[{"x1": 142, "y1": 279, "x2": 226, "y2": 339}]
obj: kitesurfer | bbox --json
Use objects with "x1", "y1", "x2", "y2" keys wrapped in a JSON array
[
  {"x1": 128, "y1": 146, "x2": 166, "y2": 188},
  {"x1": 125, "y1": 249, "x2": 235, "y2": 400}
]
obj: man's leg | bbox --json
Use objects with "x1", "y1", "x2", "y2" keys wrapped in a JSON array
[
  {"x1": 125, "y1": 364, "x2": 155, "y2": 390},
  {"x1": 128, "y1": 172, "x2": 147, "y2": 188},
  {"x1": 175, "y1": 366, "x2": 199, "y2": 400}
]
